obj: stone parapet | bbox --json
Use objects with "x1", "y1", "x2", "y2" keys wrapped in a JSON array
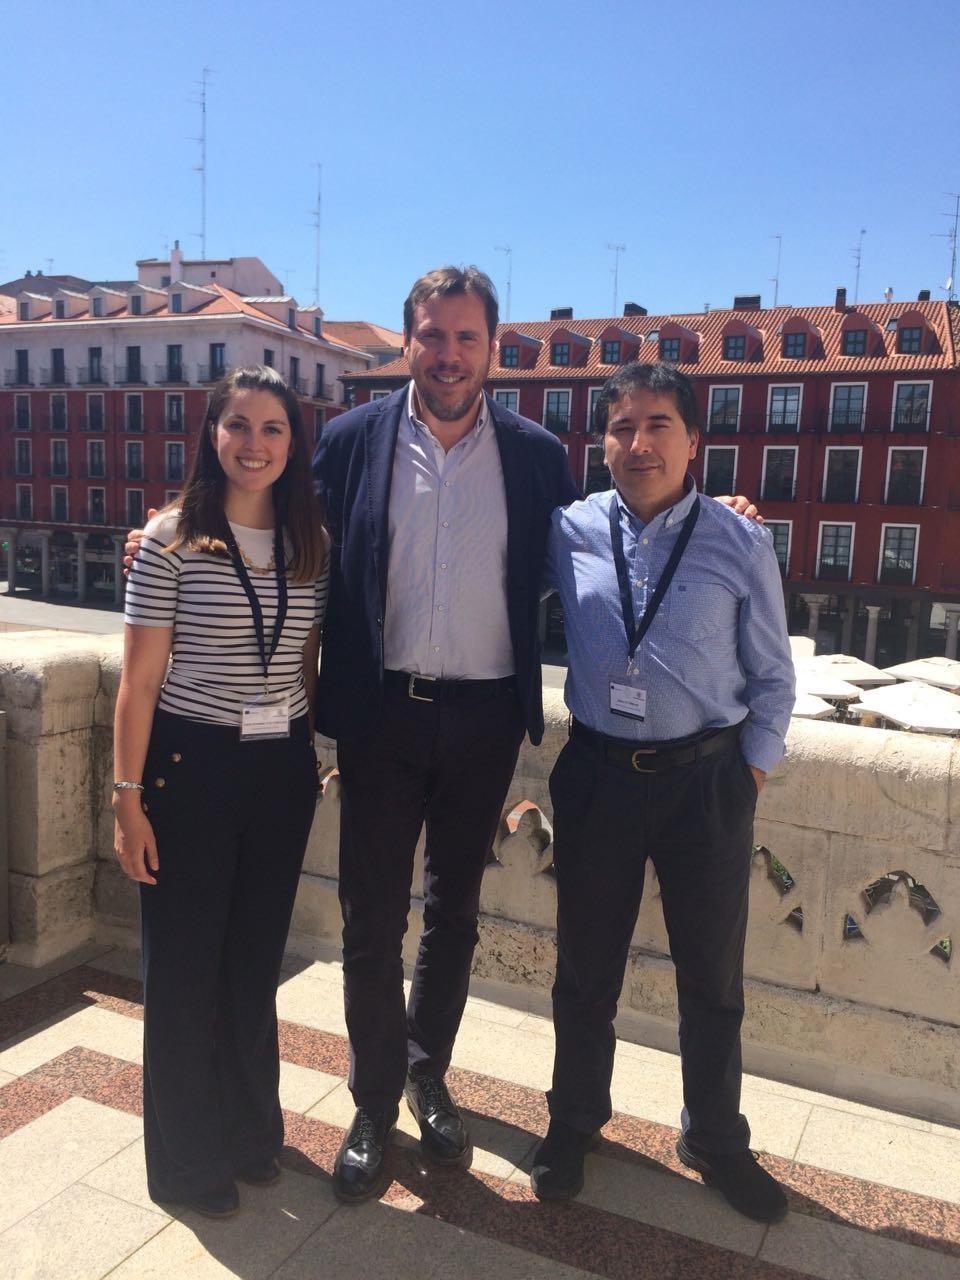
[{"x1": 1, "y1": 634, "x2": 958, "y2": 1122}]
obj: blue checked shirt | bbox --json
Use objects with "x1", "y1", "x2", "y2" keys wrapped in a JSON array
[{"x1": 544, "y1": 479, "x2": 795, "y2": 772}]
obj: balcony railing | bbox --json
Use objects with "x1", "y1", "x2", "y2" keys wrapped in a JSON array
[
  {"x1": 313, "y1": 382, "x2": 335, "y2": 401},
  {"x1": 4, "y1": 369, "x2": 33, "y2": 387},
  {"x1": 892, "y1": 413, "x2": 929, "y2": 432},
  {"x1": 81, "y1": 464, "x2": 107, "y2": 479},
  {"x1": 78, "y1": 414, "x2": 107, "y2": 432},
  {"x1": 760, "y1": 479, "x2": 795, "y2": 502},
  {"x1": 124, "y1": 466, "x2": 146, "y2": 482},
  {"x1": 39, "y1": 368, "x2": 70, "y2": 386},
  {"x1": 288, "y1": 377, "x2": 308, "y2": 395},
  {"x1": 828, "y1": 409, "x2": 864, "y2": 432},
  {"x1": 823, "y1": 480, "x2": 858, "y2": 503},
  {"x1": 543, "y1": 412, "x2": 571, "y2": 434},
  {"x1": 165, "y1": 466, "x2": 185, "y2": 483},
  {"x1": 766, "y1": 411, "x2": 799, "y2": 432},
  {"x1": 155, "y1": 364, "x2": 186, "y2": 384},
  {"x1": 816, "y1": 561, "x2": 851, "y2": 582},
  {"x1": 76, "y1": 368, "x2": 108, "y2": 385},
  {"x1": 707, "y1": 412, "x2": 739, "y2": 433},
  {"x1": 42, "y1": 466, "x2": 71, "y2": 479},
  {"x1": 162, "y1": 418, "x2": 186, "y2": 433},
  {"x1": 122, "y1": 418, "x2": 145, "y2": 433},
  {"x1": 80, "y1": 506, "x2": 111, "y2": 525},
  {"x1": 878, "y1": 565, "x2": 915, "y2": 584},
  {"x1": 34, "y1": 417, "x2": 69, "y2": 432},
  {"x1": 6, "y1": 415, "x2": 32, "y2": 431},
  {"x1": 884, "y1": 484, "x2": 922, "y2": 505},
  {"x1": 9, "y1": 464, "x2": 33, "y2": 477},
  {"x1": 197, "y1": 363, "x2": 226, "y2": 383},
  {"x1": 115, "y1": 365, "x2": 147, "y2": 385}
]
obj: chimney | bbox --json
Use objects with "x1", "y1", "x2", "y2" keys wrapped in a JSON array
[
  {"x1": 550, "y1": 306, "x2": 573, "y2": 320},
  {"x1": 733, "y1": 294, "x2": 761, "y2": 310},
  {"x1": 918, "y1": 289, "x2": 931, "y2": 301},
  {"x1": 623, "y1": 302, "x2": 647, "y2": 316},
  {"x1": 835, "y1": 287, "x2": 847, "y2": 312},
  {"x1": 170, "y1": 239, "x2": 183, "y2": 282}
]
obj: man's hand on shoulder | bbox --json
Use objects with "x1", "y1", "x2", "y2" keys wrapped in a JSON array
[
  {"x1": 750, "y1": 766, "x2": 766, "y2": 794},
  {"x1": 715, "y1": 495, "x2": 763, "y2": 524},
  {"x1": 122, "y1": 509, "x2": 157, "y2": 576}
]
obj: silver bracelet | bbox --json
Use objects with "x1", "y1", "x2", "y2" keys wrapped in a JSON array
[{"x1": 112, "y1": 781, "x2": 144, "y2": 792}]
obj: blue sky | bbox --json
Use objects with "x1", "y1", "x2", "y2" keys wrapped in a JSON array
[{"x1": 3, "y1": 0, "x2": 956, "y2": 327}]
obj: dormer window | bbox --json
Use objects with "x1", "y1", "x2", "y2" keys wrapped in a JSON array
[
  {"x1": 897, "y1": 325, "x2": 921, "y2": 354},
  {"x1": 54, "y1": 300, "x2": 65, "y2": 319},
  {"x1": 659, "y1": 337, "x2": 680, "y2": 363},
  {"x1": 551, "y1": 341, "x2": 570, "y2": 366},
  {"x1": 18, "y1": 302, "x2": 28, "y2": 321},
  {"x1": 161, "y1": 275, "x2": 171, "y2": 287},
  {"x1": 171, "y1": 293, "x2": 182, "y2": 314},
  {"x1": 314, "y1": 316, "x2": 322, "y2": 337},
  {"x1": 501, "y1": 344, "x2": 519, "y2": 368},
  {"x1": 842, "y1": 329, "x2": 866, "y2": 356},
  {"x1": 287, "y1": 308, "x2": 296, "y2": 329},
  {"x1": 601, "y1": 339, "x2": 620, "y2": 364},
  {"x1": 131, "y1": 295, "x2": 142, "y2": 315},
  {"x1": 92, "y1": 297, "x2": 103, "y2": 318},
  {"x1": 782, "y1": 331, "x2": 806, "y2": 359},
  {"x1": 723, "y1": 334, "x2": 745, "y2": 361}
]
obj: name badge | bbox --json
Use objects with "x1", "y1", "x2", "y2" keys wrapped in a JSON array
[
  {"x1": 609, "y1": 682, "x2": 647, "y2": 721},
  {"x1": 241, "y1": 691, "x2": 291, "y2": 740}
]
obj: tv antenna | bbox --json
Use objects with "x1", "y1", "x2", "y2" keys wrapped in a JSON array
[
  {"x1": 606, "y1": 242, "x2": 626, "y2": 315},
  {"x1": 311, "y1": 163, "x2": 322, "y2": 306},
  {"x1": 495, "y1": 244, "x2": 512, "y2": 322},
  {"x1": 769, "y1": 234, "x2": 782, "y2": 306},
  {"x1": 933, "y1": 192, "x2": 959, "y2": 302},
  {"x1": 190, "y1": 67, "x2": 214, "y2": 258},
  {"x1": 852, "y1": 228, "x2": 866, "y2": 304},
  {"x1": 44, "y1": 257, "x2": 54, "y2": 276}
]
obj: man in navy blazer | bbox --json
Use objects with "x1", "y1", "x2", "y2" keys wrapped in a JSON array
[{"x1": 313, "y1": 266, "x2": 579, "y2": 1203}]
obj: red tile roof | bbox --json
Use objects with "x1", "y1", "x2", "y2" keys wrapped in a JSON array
[
  {"x1": 323, "y1": 320, "x2": 403, "y2": 349},
  {"x1": 348, "y1": 300, "x2": 960, "y2": 382}
]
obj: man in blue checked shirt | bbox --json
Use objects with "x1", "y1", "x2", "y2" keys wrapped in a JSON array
[{"x1": 530, "y1": 362, "x2": 795, "y2": 1224}]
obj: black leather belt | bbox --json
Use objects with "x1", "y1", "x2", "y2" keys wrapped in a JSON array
[
  {"x1": 571, "y1": 719, "x2": 739, "y2": 773},
  {"x1": 383, "y1": 669, "x2": 516, "y2": 704}
]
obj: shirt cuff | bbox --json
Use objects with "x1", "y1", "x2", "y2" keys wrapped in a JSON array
[{"x1": 740, "y1": 723, "x2": 786, "y2": 774}]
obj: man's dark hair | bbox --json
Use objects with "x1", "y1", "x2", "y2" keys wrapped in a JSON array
[
  {"x1": 403, "y1": 266, "x2": 499, "y2": 340},
  {"x1": 593, "y1": 361, "x2": 700, "y2": 437}
]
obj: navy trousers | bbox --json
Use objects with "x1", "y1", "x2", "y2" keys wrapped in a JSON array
[
  {"x1": 547, "y1": 728, "x2": 757, "y2": 1156},
  {"x1": 139, "y1": 710, "x2": 318, "y2": 1198},
  {"x1": 335, "y1": 686, "x2": 525, "y2": 1111}
]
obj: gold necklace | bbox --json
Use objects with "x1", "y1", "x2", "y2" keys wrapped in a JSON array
[{"x1": 237, "y1": 547, "x2": 276, "y2": 575}]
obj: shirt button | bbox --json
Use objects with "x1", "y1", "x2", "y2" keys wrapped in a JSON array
[
  {"x1": 642, "y1": 538, "x2": 649, "y2": 545},
  {"x1": 433, "y1": 645, "x2": 440, "y2": 652},
  {"x1": 443, "y1": 480, "x2": 450, "y2": 487},
  {"x1": 441, "y1": 520, "x2": 449, "y2": 528},
  {"x1": 437, "y1": 605, "x2": 444, "y2": 612},
  {"x1": 440, "y1": 563, "x2": 447, "y2": 570}
]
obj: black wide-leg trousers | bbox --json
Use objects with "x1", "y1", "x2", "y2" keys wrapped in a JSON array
[
  {"x1": 547, "y1": 729, "x2": 757, "y2": 1156},
  {"x1": 138, "y1": 710, "x2": 318, "y2": 1199},
  {"x1": 335, "y1": 687, "x2": 525, "y2": 1112}
]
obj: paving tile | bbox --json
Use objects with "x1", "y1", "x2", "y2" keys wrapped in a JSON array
[
  {"x1": 0, "y1": 1005, "x2": 143, "y2": 1076},
  {"x1": 462, "y1": 995, "x2": 529, "y2": 1028},
  {"x1": 796, "y1": 1107, "x2": 960, "y2": 1204},
  {"x1": 279, "y1": 956, "x2": 343, "y2": 985},
  {"x1": 87, "y1": 948, "x2": 144, "y2": 981},
  {"x1": 759, "y1": 1208, "x2": 960, "y2": 1279},
  {"x1": 278, "y1": 1061, "x2": 340, "y2": 1114},
  {"x1": 0, "y1": 1070, "x2": 16, "y2": 1088},
  {"x1": 107, "y1": 1167, "x2": 336, "y2": 1278},
  {"x1": 0, "y1": 1181, "x2": 166, "y2": 1280},
  {"x1": 449, "y1": 1015, "x2": 555, "y2": 1089},
  {"x1": 275, "y1": 972, "x2": 347, "y2": 1035},
  {"x1": 0, "y1": 944, "x2": 111, "y2": 1003},
  {"x1": 573, "y1": 1150, "x2": 768, "y2": 1256},
  {"x1": 82, "y1": 1137, "x2": 157, "y2": 1216},
  {"x1": 427, "y1": 1225, "x2": 598, "y2": 1279},
  {"x1": 272, "y1": 1200, "x2": 459, "y2": 1279},
  {"x1": 0, "y1": 1097, "x2": 143, "y2": 1233}
]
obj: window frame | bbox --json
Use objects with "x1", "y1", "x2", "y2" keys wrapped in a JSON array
[
  {"x1": 550, "y1": 341, "x2": 570, "y2": 366},
  {"x1": 15, "y1": 483, "x2": 33, "y2": 519},
  {"x1": 582, "y1": 443, "x2": 613, "y2": 495},
  {"x1": 600, "y1": 339, "x2": 621, "y2": 365},
  {"x1": 764, "y1": 520, "x2": 792, "y2": 576},
  {"x1": 51, "y1": 484, "x2": 69, "y2": 522},
  {"x1": 841, "y1": 328, "x2": 867, "y2": 356},
  {"x1": 883, "y1": 446, "x2": 926, "y2": 505},
  {"x1": 707, "y1": 384, "x2": 742, "y2": 432},
  {"x1": 702, "y1": 444, "x2": 738, "y2": 497},
  {"x1": 493, "y1": 388, "x2": 519, "y2": 414},
  {"x1": 816, "y1": 521, "x2": 855, "y2": 581},
  {"x1": 722, "y1": 333, "x2": 746, "y2": 362},
  {"x1": 891, "y1": 380, "x2": 932, "y2": 431},
  {"x1": 822, "y1": 446, "x2": 862, "y2": 503},
  {"x1": 659, "y1": 336, "x2": 681, "y2": 363},
  {"x1": 165, "y1": 440, "x2": 185, "y2": 482},
  {"x1": 877, "y1": 523, "x2": 920, "y2": 585},
  {"x1": 896, "y1": 325, "x2": 922, "y2": 355},
  {"x1": 165, "y1": 392, "x2": 185, "y2": 432},
  {"x1": 781, "y1": 330, "x2": 806, "y2": 359},
  {"x1": 86, "y1": 439, "x2": 106, "y2": 479},
  {"x1": 500, "y1": 343, "x2": 519, "y2": 368},
  {"x1": 125, "y1": 439, "x2": 144, "y2": 481},
  {"x1": 828, "y1": 382, "x2": 867, "y2": 431},
  {"x1": 126, "y1": 488, "x2": 146, "y2": 527},
  {"x1": 50, "y1": 437, "x2": 69, "y2": 478},
  {"x1": 15, "y1": 437, "x2": 32, "y2": 476},
  {"x1": 542, "y1": 388, "x2": 571, "y2": 434},
  {"x1": 766, "y1": 383, "x2": 803, "y2": 431},
  {"x1": 124, "y1": 392, "x2": 144, "y2": 432},
  {"x1": 760, "y1": 444, "x2": 798, "y2": 501}
]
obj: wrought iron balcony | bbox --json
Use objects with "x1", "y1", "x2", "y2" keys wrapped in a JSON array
[
  {"x1": 115, "y1": 364, "x2": 147, "y2": 385},
  {"x1": 766, "y1": 411, "x2": 800, "y2": 432},
  {"x1": 822, "y1": 480, "x2": 858, "y2": 503},
  {"x1": 78, "y1": 414, "x2": 107, "y2": 432},
  {"x1": 4, "y1": 369, "x2": 33, "y2": 387},
  {"x1": 155, "y1": 364, "x2": 187, "y2": 384},
  {"x1": 288, "y1": 377, "x2": 308, "y2": 395},
  {"x1": 543, "y1": 412, "x2": 571, "y2": 435},
  {"x1": 878, "y1": 565, "x2": 915, "y2": 584},
  {"x1": 828, "y1": 409, "x2": 864, "y2": 432},
  {"x1": 39, "y1": 368, "x2": 70, "y2": 386},
  {"x1": 884, "y1": 483, "x2": 922, "y2": 505},
  {"x1": 42, "y1": 465, "x2": 71, "y2": 479},
  {"x1": 197, "y1": 363, "x2": 226, "y2": 383},
  {"x1": 816, "y1": 561, "x2": 851, "y2": 582},
  {"x1": 81, "y1": 464, "x2": 107, "y2": 479},
  {"x1": 76, "y1": 368, "x2": 108, "y2": 385},
  {"x1": 760, "y1": 481, "x2": 795, "y2": 502},
  {"x1": 6, "y1": 414, "x2": 32, "y2": 431},
  {"x1": 313, "y1": 382, "x2": 335, "y2": 401},
  {"x1": 892, "y1": 412, "x2": 929, "y2": 432},
  {"x1": 81, "y1": 505, "x2": 111, "y2": 525},
  {"x1": 707, "y1": 412, "x2": 739, "y2": 433}
]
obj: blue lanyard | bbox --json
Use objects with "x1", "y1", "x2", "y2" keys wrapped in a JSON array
[
  {"x1": 222, "y1": 524, "x2": 288, "y2": 686},
  {"x1": 608, "y1": 496, "x2": 700, "y2": 664}
]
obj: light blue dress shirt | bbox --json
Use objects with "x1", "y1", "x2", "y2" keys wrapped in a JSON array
[{"x1": 544, "y1": 479, "x2": 795, "y2": 772}]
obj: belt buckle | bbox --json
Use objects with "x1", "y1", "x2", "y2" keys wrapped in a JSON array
[
  {"x1": 408, "y1": 674, "x2": 438, "y2": 702},
  {"x1": 630, "y1": 747, "x2": 657, "y2": 773}
]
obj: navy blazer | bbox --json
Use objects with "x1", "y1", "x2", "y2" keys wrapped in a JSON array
[{"x1": 312, "y1": 385, "x2": 580, "y2": 745}]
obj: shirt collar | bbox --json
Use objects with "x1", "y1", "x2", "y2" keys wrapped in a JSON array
[
  {"x1": 405, "y1": 380, "x2": 488, "y2": 443},
  {"x1": 616, "y1": 473, "x2": 699, "y2": 534}
]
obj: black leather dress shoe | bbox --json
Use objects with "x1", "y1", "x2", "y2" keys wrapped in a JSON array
[
  {"x1": 236, "y1": 1156, "x2": 281, "y2": 1186},
  {"x1": 530, "y1": 1119, "x2": 600, "y2": 1201},
  {"x1": 676, "y1": 1138, "x2": 788, "y2": 1223},
  {"x1": 151, "y1": 1181, "x2": 240, "y2": 1218},
  {"x1": 332, "y1": 1106, "x2": 398, "y2": 1203},
  {"x1": 404, "y1": 1073, "x2": 470, "y2": 1164}
]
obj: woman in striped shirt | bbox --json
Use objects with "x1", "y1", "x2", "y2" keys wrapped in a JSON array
[{"x1": 114, "y1": 365, "x2": 329, "y2": 1218}]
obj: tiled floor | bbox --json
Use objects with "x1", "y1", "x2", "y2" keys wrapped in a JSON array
[{"x1": 0, "y1": 951, "x2": 958, "y2": 1280}]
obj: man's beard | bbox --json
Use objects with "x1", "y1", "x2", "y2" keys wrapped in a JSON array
[{"x1": 414, "y1": 362, "x2": 489, "y2": 423}]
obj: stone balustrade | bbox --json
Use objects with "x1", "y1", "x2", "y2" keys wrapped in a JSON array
[{"x1": 2, "y1": 632, "x2": 958, "y2": 1124}]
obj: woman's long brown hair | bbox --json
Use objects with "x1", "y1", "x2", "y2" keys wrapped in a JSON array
[{"x1": 163, "y1": 365, "x2": 327, "y2": 583}]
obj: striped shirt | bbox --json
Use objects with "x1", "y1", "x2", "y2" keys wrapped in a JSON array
[{"x1": 125, "y1": 511, "x2": 329, "y2": 727}]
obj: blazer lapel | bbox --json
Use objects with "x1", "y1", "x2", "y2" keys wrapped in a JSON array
[
  {"x1": 364, "y1": 390, "x2": 404, "y2": 608},
  {"x1": 490, "y1": 398, "x2": 532, "y2": 604}
]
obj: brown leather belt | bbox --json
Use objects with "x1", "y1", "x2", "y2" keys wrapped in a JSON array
[{"x1": 570, "y1": 720, "x2": 739, "y2": 773}]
